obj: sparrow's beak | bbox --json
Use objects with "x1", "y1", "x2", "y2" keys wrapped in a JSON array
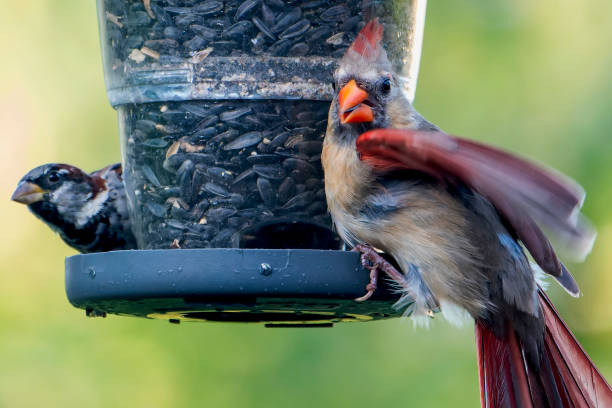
[
  {"x1": 11, "y1": 182, "x2": 46, "y2": 205},
  {"x1": 338, "y1": 79, "x2": 374, "y2": 124}
]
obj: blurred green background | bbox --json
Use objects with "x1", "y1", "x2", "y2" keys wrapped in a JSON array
[{"x1": 1, "y1": 0, "x2": 610, "y2": 406}]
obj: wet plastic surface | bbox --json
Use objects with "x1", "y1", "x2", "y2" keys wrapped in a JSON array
[{"x1": 66, "y1": 249, "x2": 403, "y2": 326}]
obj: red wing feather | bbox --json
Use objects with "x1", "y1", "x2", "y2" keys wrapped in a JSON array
[{"x1": 357, "y1": 129, "x2": 595, "y2": 292}]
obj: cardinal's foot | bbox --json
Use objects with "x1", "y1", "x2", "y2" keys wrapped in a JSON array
[
  {"x1": 354, "y1": 256, "x2": 378, "y2": 302},
  {"x1": 352, "y1": 244, "x2": 405, "y2": 302}
]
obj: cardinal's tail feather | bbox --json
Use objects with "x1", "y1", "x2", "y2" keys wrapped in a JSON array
[
  {"x1": 539, "y1": 291, "x2": 612, "y2": 406},
  {"x1": 475, "y1": 290, "x2": 612, "y2": 407},
  {"x1": 475, "y1": 319, "x2": 536, "y2": 407}
]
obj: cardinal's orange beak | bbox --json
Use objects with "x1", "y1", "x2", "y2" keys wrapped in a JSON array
[{"x1": 338, "y1": 80, "x2": 374, "y2": 124}]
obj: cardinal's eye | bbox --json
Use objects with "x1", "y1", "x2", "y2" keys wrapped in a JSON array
[
  {"x1": 47, "y1": 171, "x2": 60, "y2": 183},
  {"x1": 381, "y1": 78, "x2": 391, "y2": 93}
]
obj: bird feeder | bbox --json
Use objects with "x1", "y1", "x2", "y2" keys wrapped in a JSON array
[{"x1": 66, "y1": 0, "x2": 428, "y2": 326}]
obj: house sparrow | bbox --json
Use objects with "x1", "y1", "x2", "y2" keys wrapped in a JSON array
[
  {"x1": 12, "y1": 163, "x2": 136, "y2": 253},
  {"x1": 323, "y1": 20, "x2": 610, "y2": 407}
]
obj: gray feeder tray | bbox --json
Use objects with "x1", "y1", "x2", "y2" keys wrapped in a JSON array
[{"x1": 65, "y1": 249, "x2": 403, "y2": 327}]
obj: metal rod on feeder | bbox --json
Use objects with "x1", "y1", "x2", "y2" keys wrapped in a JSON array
[{"x1": 400, "y1": 0, "x2": 428, "y2": 104}]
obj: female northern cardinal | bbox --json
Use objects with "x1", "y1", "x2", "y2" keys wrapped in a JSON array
[
  {"x1": 12, "y1": 163, "x2": 136, "y2": 253},
  {"x1": 322, "y1": 19, "x2": 611, "y2": 406}
]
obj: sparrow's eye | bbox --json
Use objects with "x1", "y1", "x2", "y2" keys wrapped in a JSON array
[
  {"x1": 381, "y1": 78, "x2": 391, "y2": 93},
  {"x1": 47, "y1": 171, "x2": 60, "y2": 183}
]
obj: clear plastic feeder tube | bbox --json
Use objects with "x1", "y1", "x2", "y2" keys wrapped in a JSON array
[{"x1": 97, "y1": 0, "x2": 427, "y2": 249}]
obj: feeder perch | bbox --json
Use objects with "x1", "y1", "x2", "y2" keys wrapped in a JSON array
[
  {"x1": 66, "y1": 0, "x2": 428, "y2": 325},
  {"x1": 66, "y1": 249, "x2": 405, "y2": 326}
]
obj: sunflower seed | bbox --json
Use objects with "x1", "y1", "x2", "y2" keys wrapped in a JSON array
[
  {"x1": 142, "y1": 165, "x2": 162, "y2": 187},
  {"x1": 302, "y1": 0, "x2": 327, "y2": 9},
  {"x1": 206, "y1": 207, "x2": 237, "y2": 223},
  {"x1": 220, "y1": 107, "x2": 252, "y2": 121},
  {"x1": 142, "y1": 138, "x2": 170, "y2": 148},
  {"x1": 261, "y1": 3, "x2": 275, "y2": 26},
  {"x1": 253, "y1": 163, "x2": 286, "y2": 179},
  {"x1": 282, "y1": 191, "x2": 314, "y2": 210},
  {"x1": 232, "y1": 168, "x2": 255, "y2": 185},
  {"x1": 192, "y1": 0, "x2": 224, "y2": 16},
  {"x1": 265, "y1": 0, "x2": 285, "y2": 8},
  {"x1": 252, "y1": 16, "x2": 276, "y2": 40},
  {"x1": 146, "y1": 202, "x2": 167, "y2": 218},
  {"x1": 270, "y1": 7, "x2": 301, "y2": 33},
  {"x1": 278, "y1": 19, "x2": 310, "y2": 39},
  {"x1": 189, "y1": 24, "x2": 218, "y2": 40},
  {"x1": 256, "y1": 177, "x2": 276, "y2": 206},
  {"x1": 191, "y1": 126, "x2": 218, "y2": 140},
  {"x1": 209, "y1": 128, "x2": 239, "y2": 144},
  {"x1": 278, "y1": 177, "x2": 296, "y2": 203},
  {"x1": 203, "y1": 182, "x2": 230, "y2": 197},
  {"x1": 128, "y1": 11, "x2": 152, "y2": 26},
  {"x1": 288, "y1": 42, "x2": 309, "y2": 56},
  {"x1": 184, "y1": 35, "x2": 207, "y2": 51},
  {"x1": 223, "y1": 131, "x2": 262, "y2": 150},
  {"x1": 320, "y1": 5, "x2": 350, "y2": 22},
  {"x1": 295, "y1": 140, "x2": 323, "y2": 155},
  {"x1": 164, "y1": 7, "x2": 193, "y2": 15},
  {"x1": 246, "y1": 154, "x2": 280, "y2": 164},
  {"x1": 207, "y1": 166, "x2": 234, "y2": 184},
  {"x1": 222, "y1": 21, "x2": 254, "y2": 39},
  {"x1": 282, "y1": 157, "x2": 317, "y2": 175},
  {"x1": 268, "y1": 39, "x2": 293, "y2": 56},
  {"x1": 235, "y1": 0, "x2": 260, "y2": 21},
  {"x1": 177, "y1": 160, "x2": 196, "y2": 203},
  {"x1": 174, "y1": 14, "x2": 200, "y2": 28}
]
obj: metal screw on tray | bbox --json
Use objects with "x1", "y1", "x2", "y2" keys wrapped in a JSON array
[
  {"x1": 259, "y1": 263, "x2": 273, "y2": 276},
  {"x1": 64, "y1": 0, "x2": 428, "y2": 326}
]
